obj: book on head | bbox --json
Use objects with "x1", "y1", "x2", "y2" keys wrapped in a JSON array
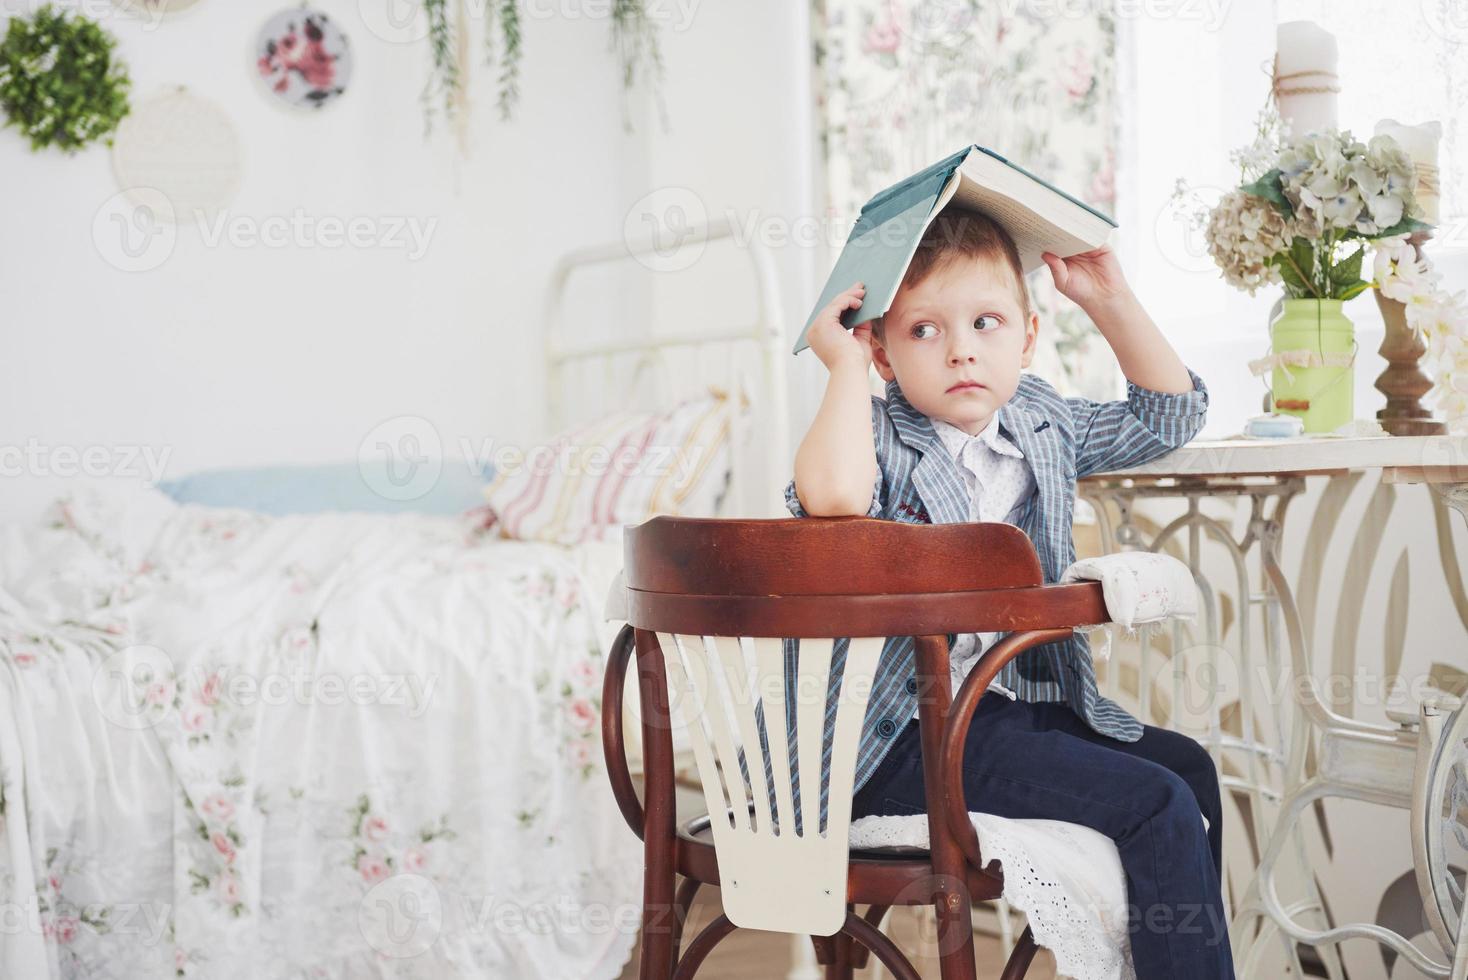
[{"x1": 791, "y1": 144, "x2": 1118, "y2": 354}]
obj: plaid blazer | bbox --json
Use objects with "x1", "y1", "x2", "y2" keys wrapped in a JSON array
[{"x1": 749, "y1": 367, "x2": 1209, "y2": 833}]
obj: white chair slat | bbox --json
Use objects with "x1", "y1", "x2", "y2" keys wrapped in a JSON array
[
  {"x1": 679, "y1": 633, "x2": 753, "y2": 833},
  {"x1": 796, "y1": 637, "x2": 836, "y2": 837},
  {"x1": 659, "y1": 632, "x2": 741, "y2": 831},
  {"x1": 711, "y1": 635, "x2": 774, "y2": 834},
  {"x1": 752, "y1": 635, "x2": 798, "y2": 836},
  {"x1": 827, "y1": 636, "x2": 884, "y2": 832}
]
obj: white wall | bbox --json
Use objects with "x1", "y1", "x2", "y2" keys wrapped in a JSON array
[
  {"x1": 1, "y1": 0, "x2": 640, "y2": 522},
  {"x1": 614, "y1": 0, "x2": 823, "y2": 465}
]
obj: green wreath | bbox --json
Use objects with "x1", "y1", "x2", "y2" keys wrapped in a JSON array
[{"x1": 0, "y1": 4, "x2": 131, "y2": 153}]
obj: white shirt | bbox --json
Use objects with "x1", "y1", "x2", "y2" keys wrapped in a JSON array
[{"x1": 910, "y1": 414, "x2": 1037, "y2": 720}]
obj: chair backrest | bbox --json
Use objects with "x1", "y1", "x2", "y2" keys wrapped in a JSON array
[{"x1": 622, "y1": 516, "x2": 1101, "y2": 936}]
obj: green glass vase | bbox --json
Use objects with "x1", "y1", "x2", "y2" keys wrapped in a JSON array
[{"x1": 1268, "y1": 298, "x2": 1355, "y2": 433}]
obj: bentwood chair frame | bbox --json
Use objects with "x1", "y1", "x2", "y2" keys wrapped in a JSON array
[{"x1": 602, "y1": 516, "x2": 1115, "y2": 979}]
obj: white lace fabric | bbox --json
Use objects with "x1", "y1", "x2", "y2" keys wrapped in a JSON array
[{"x1": 849, "y1": 813, "x2": 1136, "y2": 980}]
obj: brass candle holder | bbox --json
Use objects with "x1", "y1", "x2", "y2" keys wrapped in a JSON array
[{"x1": 1371, "y1": 228, "x2": 1446, "y2": 435}]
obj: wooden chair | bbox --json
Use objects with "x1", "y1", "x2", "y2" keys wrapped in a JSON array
[{"x1": 602, "y1": 516, "x2": 1115, "y2": 979}]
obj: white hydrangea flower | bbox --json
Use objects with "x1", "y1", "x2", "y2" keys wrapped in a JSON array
[
  {"x1": 1205, "y1": 190, "x2": 1291, "y2": 295},
  {"x1": 1277, "y1": 129, "x2": 1417, "y2": 237}
]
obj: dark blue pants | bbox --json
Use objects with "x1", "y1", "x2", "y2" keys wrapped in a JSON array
[{"x1": 851, "y1": 696, "x2": 1234, "y2": 979}]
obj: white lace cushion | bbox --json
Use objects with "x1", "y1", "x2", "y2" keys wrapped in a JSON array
[
  {"x1": 849, "y1": 813, "x2": 1136, "y2": 980},
  {"x1": 1060, "y1": 552, "x2": 1200, "y2": 630}
]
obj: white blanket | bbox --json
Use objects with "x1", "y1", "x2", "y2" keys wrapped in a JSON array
[{"x1": 0, "y1": 485, "x2": 640, "y2": 979}]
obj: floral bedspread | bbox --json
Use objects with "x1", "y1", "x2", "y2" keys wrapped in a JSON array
[{"x1": 0, "y1": 485, "x2": 640, "y2": 978}]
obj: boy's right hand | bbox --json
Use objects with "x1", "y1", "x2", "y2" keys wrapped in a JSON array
[{"x1": 806, "y1": 282, "x2": 871, "y2": 372}]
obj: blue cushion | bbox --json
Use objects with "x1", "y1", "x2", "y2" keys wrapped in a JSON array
[{"x1": 155, "y1": 459, "x2": 492, "y2": 516}]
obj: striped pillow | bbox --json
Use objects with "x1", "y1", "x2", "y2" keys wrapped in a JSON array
[{"x1": 484, "y1": 390, "x2": 738, "y2": 545}]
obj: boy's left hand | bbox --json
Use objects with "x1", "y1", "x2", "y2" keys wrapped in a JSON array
[{"x1": 1041, "y1": 245, "x2": 1131, "y2": 310}]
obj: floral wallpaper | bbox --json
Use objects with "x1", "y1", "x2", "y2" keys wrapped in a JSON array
[{"x1": 811, "y1": 0, "x2": 1122, "y2": 399}]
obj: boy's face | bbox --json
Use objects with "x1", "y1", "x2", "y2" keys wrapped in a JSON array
[{"x1": 871, "y1": 253, "x2": 1040, "y2": 437}]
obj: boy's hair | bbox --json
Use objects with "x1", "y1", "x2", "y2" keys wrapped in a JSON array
[{"x1": 873, "y1": 209, "x2": 1033, "y2": 341}]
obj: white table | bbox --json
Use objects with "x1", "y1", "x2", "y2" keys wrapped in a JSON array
[{"x1": 1084, "y1": 434, "x2": 1468, "y2": 978}]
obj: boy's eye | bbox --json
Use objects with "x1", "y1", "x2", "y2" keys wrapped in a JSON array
[
  {"x1": 911, "y1": 323, "x2": 938, "y2": 339},
  {"x1": 974, "y1": 314, "x2": 1000, "y2": 331}
]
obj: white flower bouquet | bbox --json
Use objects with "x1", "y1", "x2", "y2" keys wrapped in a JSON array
[
  {"x1": 1175, "y1": 106, "x2": 1467, "y2": 432},
  {"x1": 1196, "y1": 117, "x2": 1430, "y2": 300}
]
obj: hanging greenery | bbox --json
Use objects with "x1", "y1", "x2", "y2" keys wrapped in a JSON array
[
  {"x1": 420, "y1": 0, "x2": 663, "y2": 136},
  {"x1": 609, "y1": 0, "x2": 663, "y2": 92},
  {"x1": 0, "y1": 4, "x2": 131, "y2": 153}
]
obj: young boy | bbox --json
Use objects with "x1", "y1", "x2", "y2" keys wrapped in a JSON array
[{"x1": 786, "y1": 209, "x2": 1233, "y2": 978}]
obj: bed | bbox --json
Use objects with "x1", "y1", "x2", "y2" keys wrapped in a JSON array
[{"x1": 0, "y1": 215, "x2": 789, "y2": 979}]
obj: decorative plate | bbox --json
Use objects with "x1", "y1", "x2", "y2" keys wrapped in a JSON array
[
  {"x1": 111, "y1": 86, "x2": 242, "y2": 224},
  {"x1": 255, "y1": 8, "x2": 351, "y2": 109}
]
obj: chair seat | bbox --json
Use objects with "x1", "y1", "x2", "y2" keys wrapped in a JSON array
[{"x1": 673, "y1": 811, "x2": 1006, "y2": 906}]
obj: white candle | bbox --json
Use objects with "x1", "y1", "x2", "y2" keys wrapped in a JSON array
[
  {"x1": 1375, "y1": 118, "x2": 1442, "y2": 224},
  {"x1": 1275, "y1": 21, "x2": 1340, "y2": 142}
]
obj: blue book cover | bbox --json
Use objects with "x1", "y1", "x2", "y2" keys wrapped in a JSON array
[{"x1": 792, "y1": 145, "x2": 1117, "y2": 354}]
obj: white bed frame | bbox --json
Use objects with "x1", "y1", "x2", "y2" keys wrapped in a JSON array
[{"x1": 542, "y1": 213, "x2": 792, "y2": 518}]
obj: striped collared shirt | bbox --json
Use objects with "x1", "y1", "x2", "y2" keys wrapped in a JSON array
[{"x1": 923, "y1": 413, "x2": 1035, "y2": 716}]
